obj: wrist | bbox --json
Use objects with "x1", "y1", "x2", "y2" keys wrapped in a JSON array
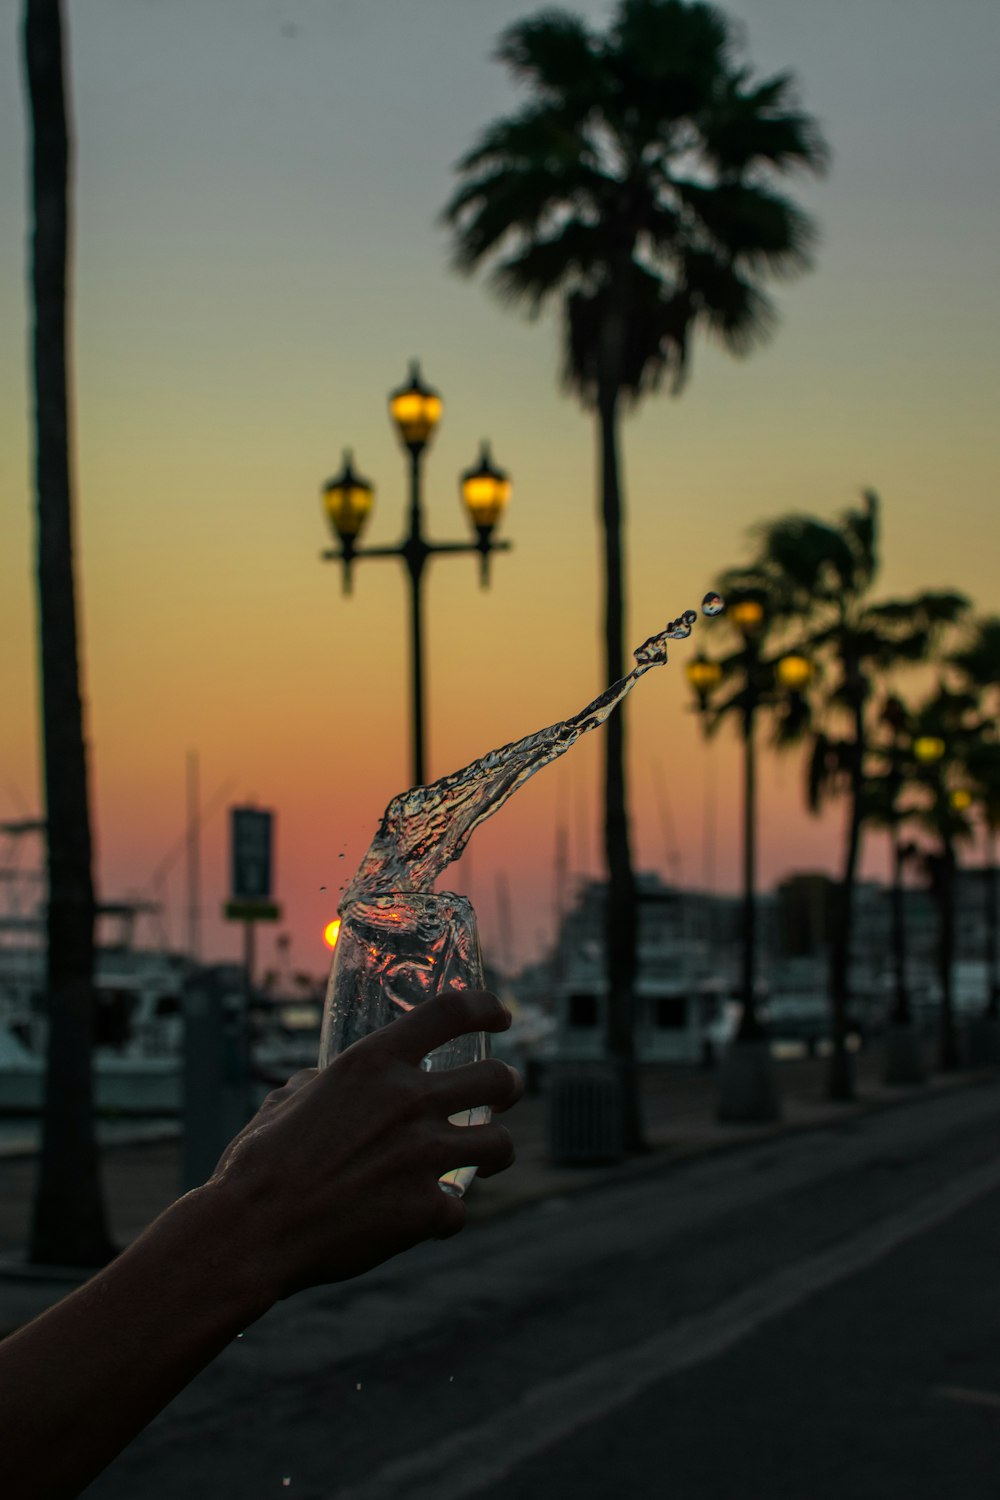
[{"x1": 166, "y1": 1180, "x2": 280, "y2": 1327}]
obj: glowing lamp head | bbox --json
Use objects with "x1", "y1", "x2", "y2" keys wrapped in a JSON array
[
  {"x1": 685, "y1": 655, "x2": 723, "y2": 699},
  {"x1": 776, "y1": 653, "x2": 813, "y2": 692},
  {"x1": 729, "y1": 597, "x2": 765, "y2": 637},
  {"x1": 913, "y1": 736, "x2": 946, "y2": 765},
  {"x1": 323, "y1": 918, "x2": 342, "y2": 950},
  {"x1": 460, "y1": 440, "x2": 511, "y2": 532},
  {"x1": 388, "y1": 360, "x2": 443, "y2": 449},
  {"x1": 322, "y1": 451, "x2": 374, "y2": 541}
]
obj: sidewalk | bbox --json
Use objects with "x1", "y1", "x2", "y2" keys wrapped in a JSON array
[{"x1": 0, "y1": 1048, "x2": 995, "y2": 1334}]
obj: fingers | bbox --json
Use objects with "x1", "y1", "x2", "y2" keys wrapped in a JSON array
[
  {"x1": 378, "y1": 989, "x2": 510, "y2": 1065},
  {"x1": 428, "y1": 1058, "x2": 523, "y2": 1115},
  {"x1": 439, "y1": 1120, "x2": 515, "y2": 1177}
]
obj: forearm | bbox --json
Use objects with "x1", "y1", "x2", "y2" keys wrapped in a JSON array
[{"x1": 0, "y1": 1183, "x2": 274, "y2": 1500}]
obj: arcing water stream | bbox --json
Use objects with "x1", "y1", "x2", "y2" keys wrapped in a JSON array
[{"x1": 342, "y1": 597, "x2": 722, "y2": 906}]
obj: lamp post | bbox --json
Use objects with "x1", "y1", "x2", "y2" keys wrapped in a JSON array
[
  {"x1": 728, "y1": 597, "x2": 767, "y2": 1048},
  {"x1": 879, "y1": 698, "x2": 927, "y2": 1084},
  {"x1": 321, "y1": 361, "x2": 512, "y2": 788},
  {"x1": 914, "y1": 734, "x2": 962, "y2": 1071},
  {"x1": 686, "y1": 609, "x2": 813, "y2": 1121},
  {"x1": 685, "y1": 654, "x2": 723, "y2": 1064}
]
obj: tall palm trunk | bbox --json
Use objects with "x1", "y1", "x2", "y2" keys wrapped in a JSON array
[
  {"x1": 827, "y1": 670, "x2": 863, "y2": 1100},
  {"x1": 597, "y1": 363, "x2": 642, "y2": 1151},
  {"x1": 24, "y1": 0, "x2": 113, "y2": 1266}
]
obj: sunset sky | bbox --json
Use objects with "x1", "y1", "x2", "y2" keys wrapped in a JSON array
[{"x1": 2, "y1": 0, "x2": 998, "y2": 978}]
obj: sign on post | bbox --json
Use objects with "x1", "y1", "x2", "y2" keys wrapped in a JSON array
[{"x1": 224, "y1": 807, "x2": 281, "y2": 922}]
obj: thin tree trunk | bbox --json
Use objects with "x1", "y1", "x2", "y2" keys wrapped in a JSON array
[
  {"x1": 24, "y1": 0, "x2": 113, "y2": 1266},
  {"x1": 827, "y1": 674, "x2": 864, "y2": 1101},
  {"x1": 597, "y1": 378, "x2": 642, "y2": 1152},
  {"x1": 736, "y1": 649, "x2": 763, "y2": 1040}
]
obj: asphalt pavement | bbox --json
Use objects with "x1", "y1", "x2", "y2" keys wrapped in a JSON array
[
  {"x1": 71, "y1": 1068, "x2": 1000, "y2": 1500},
  {"x1": 0, "y1": 1046, "x2": 995, "y2": 1335}
]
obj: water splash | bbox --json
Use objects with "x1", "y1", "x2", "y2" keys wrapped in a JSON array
[
  {"x1": 701, "y1": 591, "x2": 725, "y2": 617},
  {"x1": 344, "y1": 610, "x2": 696, "y2": 905}
]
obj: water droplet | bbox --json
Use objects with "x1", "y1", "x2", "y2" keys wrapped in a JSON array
[
  {"x1": 667, "y1": 621, "x2": 692, "y2": 640},
  {"x1": 681, "y1": 609, "x2": 698, "y2": 626},
  {"x1": 701, "y1": 591, "x2": 725, "y2": 617},
  {"x1": 282, "y1": 1480, "x2": 291, "y2": 1489},
  {"x1": 338, "y1": 853, "x2": 345, "y2": 858},
  {"x1": 356, "y1": 1382, "x2": 362, "y2": 1391},
  {"x1": 236, "y1": 1332, "x2": 245, "y2": 1339},
  {"x1": 449, "y1": 1375, "x2": 455, "y2": 1382},
  {"x1": 319, "y1": 886, "x2": 326, "y2": 892}
]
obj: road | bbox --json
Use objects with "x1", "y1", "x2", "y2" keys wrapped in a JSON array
[{"x1": 85, "y1": 1080, "x2": 1000, "y2": 1500}]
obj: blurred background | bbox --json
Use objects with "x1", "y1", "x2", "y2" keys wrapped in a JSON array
[{"x1": 2, "y1": 0, "x2": 997, "y2": 985}]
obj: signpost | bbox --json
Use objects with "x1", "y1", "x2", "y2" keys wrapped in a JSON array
[
  {"x1": 223, "y1": 805, "x2": 281, "y2": 1078},
  {"x1": 183, "y1": 807, "x2": 283, "y2": 1192},
  {"x1": 225, "y1": 806, "x2": 281, "y2": 990}
]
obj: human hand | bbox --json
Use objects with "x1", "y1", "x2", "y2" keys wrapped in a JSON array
[{"x1": 205, "y1": 989, "x2": 522, "y2": 1300}]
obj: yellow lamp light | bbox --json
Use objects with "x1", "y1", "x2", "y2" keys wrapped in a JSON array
[
  {"x1": 322, "y1": 450, "x2": 374, "y2": 541},
  {"x1": 460, "y1": 440, "x2": 511, "y2": 531},
  {"x1": 685, "y1": 655, "x2": 723, "y2": 697},
  {"x1": 913, "y1": 736, "x2": 946, "y2": 764},
  {"x1": 729, "y1": 597, "x2": 765, "y2": 636},
  {"x1": 777, "y1": 653, "x2": 813, "y2": 691},
  {"x1": 323, "y1": 918, "x2": 342, "y2": 950},
  {"x1": 388, "y1": 360, "x2": 443, "y2": 449},
  {"x1": 950, "y1": 787, "x2": 973, "y2": 810}
]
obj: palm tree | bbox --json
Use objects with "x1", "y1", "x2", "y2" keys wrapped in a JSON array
[
  {"x1": 23, "y1": 0, "x2": 113, "y2": 1265},
  {"x1": 865, "y1": 695, "x2": 927, "y2": 1082},
  {"x1": 963, "y1": 738, "x2": 1000, "y2": 1054},
  {"x1": 950, "y1": 617, "x2": 1000, "y2": 1055},
  {"x1": 909, "y1": 687, "x2": 978, "y2": 1071},
  {"x1": 693, "y1": 574, "x2": 812, "y2": 1118},
  {"x1": 737, "y1": 491, "x2": 968, "y2": 1098},
  {"x1": 441, "y1": 0, "x2": 827, "y2": 1146}
]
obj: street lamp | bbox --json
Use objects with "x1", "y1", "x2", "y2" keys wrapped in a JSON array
[
  {"x1": 912, "y1": 731, "x2": 963, "y2": 1070},
  {"x1": 321, "y1": 360, "x2": 513, "y2": 788},
  {"x1": 731, "y1": 594, "x2": 767, "y2": 1049},
  {"x1": 685, "y1": 606, "x2": 815, "y2": 1120},
  {"x1": 775, "y1": 652, "x2": 813, "y2": 693},
  {"x1": 914, "y1": 736, "x2": 946, "y2": 766},
  {"x1": 684, "y1": 654, "x2": 723, "y2": 713},
  {"x1": 460, "y1": 442, "x2": 512, "y2": 585}
]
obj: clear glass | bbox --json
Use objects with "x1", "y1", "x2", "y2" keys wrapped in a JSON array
[{"x1": 318, "y1": 891, "x2": 488, "y2": 1196}]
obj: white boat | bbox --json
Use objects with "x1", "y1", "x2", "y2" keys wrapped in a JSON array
[{"x1": 0, "y1": 937, "x2": 191, "y2": 1115}]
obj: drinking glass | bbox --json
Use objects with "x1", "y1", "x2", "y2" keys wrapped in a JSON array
[{"x1": 318, "y1": 891, "x2": 488, "y2": 1196}]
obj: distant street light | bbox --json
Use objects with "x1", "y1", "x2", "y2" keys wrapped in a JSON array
[
  {"x1": 320, "y1": 360, "x2": 512, "y2": 786},
  {"x1": 775, "y1": 651, "x2": 813, "y2": 692},
  {"x1": 684, "y1": 654, "x2": 723, "y2": 713},
  {"x1": 731, "y1": 592, "x2": 767, "y2": 1046},
  {"x1": 913, "y1": 735, "x2": 946, "y2": 765},
  {"x1": 686, "y1": 607, "x2": 814, "y2": 1117},
  {"x1": 912, "y1": 729, "x2": 962, "y2": 1070}
]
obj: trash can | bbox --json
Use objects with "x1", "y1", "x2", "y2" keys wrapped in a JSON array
[{"x1": 545, "y1": 1059, "x2": 625, "y2": 1164}]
